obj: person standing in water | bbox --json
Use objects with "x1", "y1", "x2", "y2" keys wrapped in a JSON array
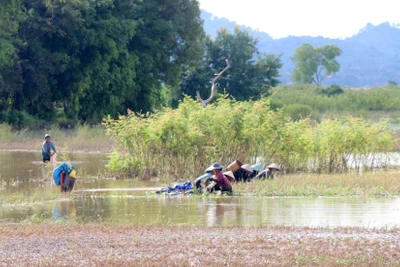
[{"x1": 42, "y1": 134, "x2": 57, "y2": 162}]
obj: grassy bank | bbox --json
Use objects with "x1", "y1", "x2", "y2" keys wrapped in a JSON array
[
  {"x1": 0, "y1": 223, "x2": 399, "y2": 266},
  {"x1": 0, "y1": 123, "x2": 114, "y2": 153},
  {"x1": 234, "y1": 171, "x2": 400, "y2": 196}
]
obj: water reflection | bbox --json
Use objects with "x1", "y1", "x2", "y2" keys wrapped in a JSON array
[
  {"x1": 1, "y1": 151, "x2": 400, "y2": 228},
  {"x1": 2, "y1": 195, "x2": 400, "y2": 228}
]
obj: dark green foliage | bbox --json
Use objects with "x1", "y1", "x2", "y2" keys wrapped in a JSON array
[
  {"x1": 0, "y1": 0, "x2": 204, "y2": 126},
  {"x1": 180, "y1": 26, "x2": 282, "y2": 102},
  {"x1": 320, "y1": 84, "x2": 344, "y2": 97}
]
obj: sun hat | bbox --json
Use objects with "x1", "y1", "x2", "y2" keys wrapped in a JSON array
[
  {"x1": 223, "y1": 171, "x2": 236, "y2": 182},
  {"x1": 241, "y1": 164, "x2": 253, "y2": 173},
  {"x1": 251, "y1": 163, "x2": 263, "y2": 172},
  {"x1": 44, "y1": 134, "x2": 51, "y2": 138},
  {"x1": 205, "y1": 166, "x2": 213, "y2": 172},
  {"x1": 208, "y1": 162, "x2": 223, "y2": 170},
  {"x1": 267, "y1": 163, "x2": 281, "y2": 171}
]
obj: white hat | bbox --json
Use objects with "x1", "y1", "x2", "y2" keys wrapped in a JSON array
[
  {"x1": 241, "y1": 164, "x2": 253, "y2": 172},
  {"x1": 267, "y1": 163, "x2": 281, "y2": 171},
  {"x1": 223, "y1": 171, "x2": 235, "y2": 179}
]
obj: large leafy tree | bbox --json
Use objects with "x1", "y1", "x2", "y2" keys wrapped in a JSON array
[
  {"x1": 291, "y1": 43, "x2": 342, "y2": 86},
  {"x1": 0, "y1": 0, "x2": 24, "y2": 117},
  {"x1": 129, "y1": 0, "x2": 205, "y2": 111},
  {"x1": 180, "y1": 27, "x2": 282, "y2": 103},
  {"x1": 1, "y1": 0, "x2": 204, "y2": 124}
]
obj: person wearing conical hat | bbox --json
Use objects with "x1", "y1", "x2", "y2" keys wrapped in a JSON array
[
  {"x1": 223, "y1": 171, "x2": 236, "y2": 183},
  {"x1": 241, "y1": 164, "x2": 255, "y2": 182},
  {"x1": 256, "y1": 163, "x2": 281, "y2": 179},
  {"x1": 207, "y1": 162, "x2": 233, "y2": 194}
]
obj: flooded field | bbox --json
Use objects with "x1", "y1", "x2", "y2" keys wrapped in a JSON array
[{"x1": 1, "y1": 151, "x2": 400, "y2": 228}]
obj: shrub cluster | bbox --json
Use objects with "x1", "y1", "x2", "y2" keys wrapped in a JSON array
[{"x1": 104, "y1": 96, "x2": 397, "y2": 179}]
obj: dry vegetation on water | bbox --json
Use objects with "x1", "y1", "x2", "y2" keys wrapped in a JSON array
[
  {"x1": 0, "y1": 223, "x2": 399, "y2": 266},
  {"x1": 0, "y1": 124, "x2": 113, "y2": 153}
]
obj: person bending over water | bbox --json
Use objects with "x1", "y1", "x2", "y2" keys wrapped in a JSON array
[{"x1": 207, "y1": 162, "x2": 233, "y2": 194}]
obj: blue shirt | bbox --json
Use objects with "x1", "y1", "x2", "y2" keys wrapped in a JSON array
[{"x1": 42, "y1": 141, "x2": 56, "y2": 159}]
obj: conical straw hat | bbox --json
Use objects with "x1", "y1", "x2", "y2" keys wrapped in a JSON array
[
  {"x1": 267, "y1": 163, "x2": 281, "y2": 171},
  {"x1": 241, "y1": 164, "x2": 253, "y2": 172}
]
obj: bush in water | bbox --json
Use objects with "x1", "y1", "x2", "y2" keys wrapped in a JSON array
[{"x1": 103, "y1": 96, "x2": 397, "y2": 179}]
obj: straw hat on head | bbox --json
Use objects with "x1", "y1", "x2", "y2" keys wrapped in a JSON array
[
  {"x1": 209, "y1": 162, "x2": 223, "y2": 170},
  {"x1": 241, "y1": 164, "x2": 253, "y2": 173},
  {"x1": 223, "y1": 171, "x2": 236, "y2": 182},
  {"x1": 267, "y1": 163, "x2": 281, "y2": 171}
]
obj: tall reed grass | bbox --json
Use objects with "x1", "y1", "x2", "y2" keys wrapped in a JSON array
[
  {"x1": 104, "y1": 96, "x2": 398, "y2": 179},
  {"x1": 0, "y1": 124, "x2": 113, "y2": 152}
]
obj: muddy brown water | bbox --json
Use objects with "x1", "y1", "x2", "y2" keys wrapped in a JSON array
[{"x1": 1, "y1": 151, "x2": 400, "y2": 227}]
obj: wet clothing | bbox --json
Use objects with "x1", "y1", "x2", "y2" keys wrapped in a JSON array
[
  {"x1": 195, "y1": 173, "x2": 212, "y2": 189},
  {"x1": 210, "y1": 171, "x2": 232, "y2": 192},
  {"x1": 61, "y1": 173, "x2": 76, "y2": 192},
  {"x1": 53, "y1": 163, "x2": 70, "y2": 185},
  {"x1": 53, "y1": 162, "x2": 76, "y2": 192},
  {"x1": 257, "y1": 168, "x2": 273, "y2": 179},
  {"x1": 243, "y1": 171, "x2": 255, "y2": 182},
  {"x1": 156, "y1": 181, "x2": 193, "y2": 194},
  {"x1": 42, "y1": 141, "x2": 56, "y2": 162},
  {"x1": 233, "y1": 169, "x2": 245, "y2": 182}
]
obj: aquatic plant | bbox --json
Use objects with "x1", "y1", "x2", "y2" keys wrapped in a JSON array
[{"x1": 104, "y1": 96, "x2": 398, "y2": 179}]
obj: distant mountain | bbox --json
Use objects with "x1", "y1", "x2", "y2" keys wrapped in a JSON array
[{"x1": 201, "y1": 11, "x2": 400, "y2": 87}]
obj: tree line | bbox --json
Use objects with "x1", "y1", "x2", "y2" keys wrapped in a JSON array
[{"x1": 0, "y1": 0, "x2": 341, "y2": 128}]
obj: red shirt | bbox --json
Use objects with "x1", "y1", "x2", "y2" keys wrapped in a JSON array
[{"x1": 215, "y1": 171, "x2": 232, "y2": 190}]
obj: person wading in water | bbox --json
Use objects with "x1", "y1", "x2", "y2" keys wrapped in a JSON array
[{"x1": 42, "y1": 134, "x2": 57, "y2": 162}]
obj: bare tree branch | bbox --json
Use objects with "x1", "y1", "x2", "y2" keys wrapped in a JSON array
[{"x1": 196, "y1": 59, "x2": 231, "y2": 108}]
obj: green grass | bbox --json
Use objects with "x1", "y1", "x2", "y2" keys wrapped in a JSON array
[
  {"x1": 233, "y1": 171, "x2": 400, "y2": 196},
  {"x1": 0, "y1": 124, "x2": 114, "y2": 153}
]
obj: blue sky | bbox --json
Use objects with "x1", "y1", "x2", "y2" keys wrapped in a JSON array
[{"x1": 198, "y1": 0, "x2": 400, "y2": 39}]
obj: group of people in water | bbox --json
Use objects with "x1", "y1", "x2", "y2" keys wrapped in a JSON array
[
  {"x1": 194, "y1": 160, "x2": 281, "y2": 194},
  {"x1": 43, "y1": 133, "x2": 280, "y2": 195}
]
